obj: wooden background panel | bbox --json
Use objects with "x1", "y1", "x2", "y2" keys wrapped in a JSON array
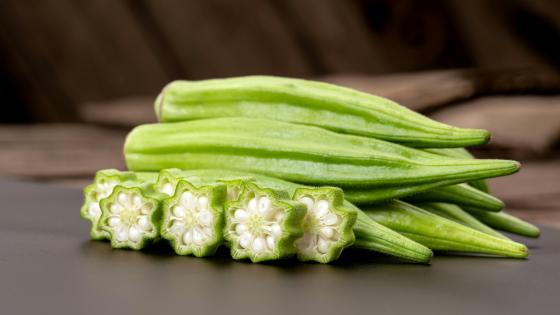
[{"x1": 145, "y1": 0, "x2": 313, "y2": 78}]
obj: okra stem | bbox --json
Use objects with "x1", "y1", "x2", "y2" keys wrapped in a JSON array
[{"x1": 156, "y1": 76, "x2": 490, "y2": 148}]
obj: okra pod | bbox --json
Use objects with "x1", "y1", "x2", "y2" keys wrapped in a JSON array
[
  {"x1": 466, "y1": 208, "x2": 540, "y2": 238},
  {"x1": 224, "y1": 183, "x2": 307, "y2": 263},
  {"x1": 155, "y1": 76, "x2": 490, "y2": 148},
  {"x1": 98, "y1": 182, "x2": 166, "y2": 250},
  {"x1": 80, "y1": 169, "x2": 158, "y2": 240},
  {"x1": 363, "y1": 201, "x2": 528, "y2": 258},
  {"x1": 125, "y1": 118, "x2": 519, "y2": 193},
  {"x1": 415, "y1": 202, "x2": 508, "y2": 240},
  {"x1": 160, "y1": 180, "x2": 227, "y2": 257}
]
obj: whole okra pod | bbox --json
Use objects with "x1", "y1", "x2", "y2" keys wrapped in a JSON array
[
  {"x1": 155, "y1": 76, "x2": 490, "y2": 148},
  {"x1": 363, "y1": 201, "x2": 528, "y2": 258},
  {"x1": 80, "y1": 169, "x2": 158, "y2": 240},
  {"x1": 124, "y1": 118, "x2": 520, "y2": 199}
]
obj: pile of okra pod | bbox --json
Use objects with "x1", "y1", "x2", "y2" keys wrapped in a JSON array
[{"x1": 81, "y1": 76, "x2": 539, "y2": 264}]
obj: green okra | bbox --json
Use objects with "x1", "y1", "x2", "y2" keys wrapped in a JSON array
[
  {"x1": 424, "y1": 148, "x2": 490, "y2": 193},
  {"x1": 414, "y1": 202, "x2": 508, "y2": 240},
  {"x1": 99, "y1": 182, "x2": 166, "y2": 250},
  {"x1": 465, "y1": 208, "x2": 540, "y2": 238},
  {"x1": 403, "y1": 183, "x2": 504, "y2": 212},
  {"x1": 224, "y1": 183, "x2": 307, "y2": 263},
  {"x1": 80, "y1": 169, "x2": 158, "y2": 240},
  {"x1": 155, "y1": 76, "x2": 490, "y2": 148},
  {"x1": 124, "y1": 118, "x2": 519, "y2": 196},
  {"x1": 158, "y1": 169, "x2": 432, "y2": 264},
  {"x1": 160, "y1": 180, "x2": 227, "y2": 257},
  {"x1": 363, "y1": 200, "x2": 528, "y2": 258}
]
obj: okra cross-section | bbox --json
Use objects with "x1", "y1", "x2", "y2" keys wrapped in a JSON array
[
  {"x1": 224, "y1": 183, "x2": 306, "y2": 263},
  {"x1": 293, "y1": 187, "x2": 356, "y2": 263},
  {"x1": 160, "y1": 180, "x2": 227, "y2": 257},
  {"x1": 99, "y1": 185, "x2": 162, "y2": 250},
  {"x1": 80, "y1": 169, "x2": 138, "y2": 240}
]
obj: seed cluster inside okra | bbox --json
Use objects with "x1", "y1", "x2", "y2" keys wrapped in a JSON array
[{"x1": 81, "y1": 76, "x2": 537, "y2": 264}]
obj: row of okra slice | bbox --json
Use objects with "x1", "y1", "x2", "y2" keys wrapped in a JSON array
[{"x1": 81, "y1": 75, "x2": 539, "y2": 264}]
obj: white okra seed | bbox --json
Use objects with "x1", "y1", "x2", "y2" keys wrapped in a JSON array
[
  {"x1": 271, "y1": 223, "x2": 282, "y2": 237},
  {"x1": 252, "y1": 237, "x2": 265, "y2": 253},
  {"x1": 317, "y1": 237, "x2": 329, "y2": 254},
  {"x1": 193, "y1": 228, "x2": 203, "y2": 244},
  {"x1": 319, "y1": 227, "x2": 335, "y2": 239},
  {"x1": 315, "y1": 201, "x2": 329, "y2": 218},
  {"x1": 235, "y1": 223, "x2": 248, "y2": 235},
  {"x1": 198, "y1": 211, "x2": 213, "y2": 226},
  {"x1": 198, "y1": 196, "x2": 209, "y2": 210},
  {"x1": 322, "y1": 213, "x2": 339, "y2": 225},
  {"x1": 248, "y1": 198, "x2": 258, "y2": 212},
  {"x1": 88, "y1": 203, "x2": 101, "y2": 217},
  {"x1": 181, "y1": 192, "x2": 194, "y2": 208},
  {"x1": 108, "y1": 216, "x2": 121, "y2": 227},
  {"x1": 183, "y1": 230, "x2": 193, "y2": 244},
  {"x1": 234, "y1": 209, "x2": 248, "y2": 221},
  {"x1": 170, "y1": 220, "x2": 184, "y2": 233},
  {"x1": 161, "y1": 183, "x2": 174, "y2": 196},
  {"x1": 137, "y1": 216, "x2": 150, "y2": 230},
  {"x1": 116, "y1": 226, "x2": 128, "y2": 242},
  {"x1": 133, "y1": 195, "x2": 142, "y2": 208},
  {"x1": 117, "y1": 193, "x2": 129, "y2": 206},
  {"x1": 266, "y1": 236, "x2": 275, "y2": 250},
  {"x1": 110, "y1": 204, "x2": 122, "y2": 214},
  {"x1": 258, "y1": 197, "x2": 271, "y2": 216},
  {"x1": 239, "y1": 232, "x2": 253, "y2": 248},
  {"x1": 173, "y1": 205, "x2": 186, "y2": 218},
  {"x1": 129, "y1": 226, "x2": 141, "y2": 242}
]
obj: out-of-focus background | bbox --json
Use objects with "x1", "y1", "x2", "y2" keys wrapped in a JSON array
[{"x1": 1, "y1": 0, "x2": 559, "y2": 226}]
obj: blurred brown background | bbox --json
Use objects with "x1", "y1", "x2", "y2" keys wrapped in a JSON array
[{"x1": 1, "y1": 0, "x2": 559, "y2": 226}]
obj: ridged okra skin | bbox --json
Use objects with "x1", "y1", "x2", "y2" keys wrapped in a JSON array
[
  {"x1": 159, "y1": 169, "x2": 432, "y2": 263},
  {"x1": 424, "y1": 148, "x2": 490, "y2": 193},
  {"x1": 160, "y1": 180, "x2": 227, "y2": 257},
  {"x1": 155, "y1": 76, "x2": 490, "y2": 148},
  {"x1": 363, "y1": 201, "x2": 528, "y2": 259},
  {"x1": 154, "y1": 168, "x2": 249, "y2": 202},
  {"x1": 99, "y1": 183, "x2": 166, "y2": 250},
  {"x1": 124, "y1": 118, "x2": 520, "y2": 195},
  {"x1": 403, "y1": 183, "x2": 504, "y2": 212},
  {"x1": 415, "y1": 202, "x2": 508, "y2": 240},
  {"x1": 224, "y1": 183, "x2": 307, "y2": 263},
  {"x1": 466, "y1": 208, "x2": 540, "y2": 238},
  {"x1": 80, "y1": 169, "x2": 158, "y2": 240}
]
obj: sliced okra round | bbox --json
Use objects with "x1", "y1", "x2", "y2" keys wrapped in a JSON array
[
  {"x1": 80, "y1": 169, "x2": 137, "y2": 240},
  {"x1": 99, "y1": 185, "x2": 162, "y2": 250},
  {"x1": 293, "y1": 187, "x2": 357, "y2": 263},
  {"x1": 224, "y1": 183, "x2": 306, "y2": 263},
  {"x1": 153, "y1": 168, "x2": 185, "y2": 196},
  {"x1": 160, "y1": 180, "x2": 227, "y2": 257}
]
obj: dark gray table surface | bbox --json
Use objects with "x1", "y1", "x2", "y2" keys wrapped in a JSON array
[{"x1": 0, "y1": 178, "x2": 559, "y2": 315}]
